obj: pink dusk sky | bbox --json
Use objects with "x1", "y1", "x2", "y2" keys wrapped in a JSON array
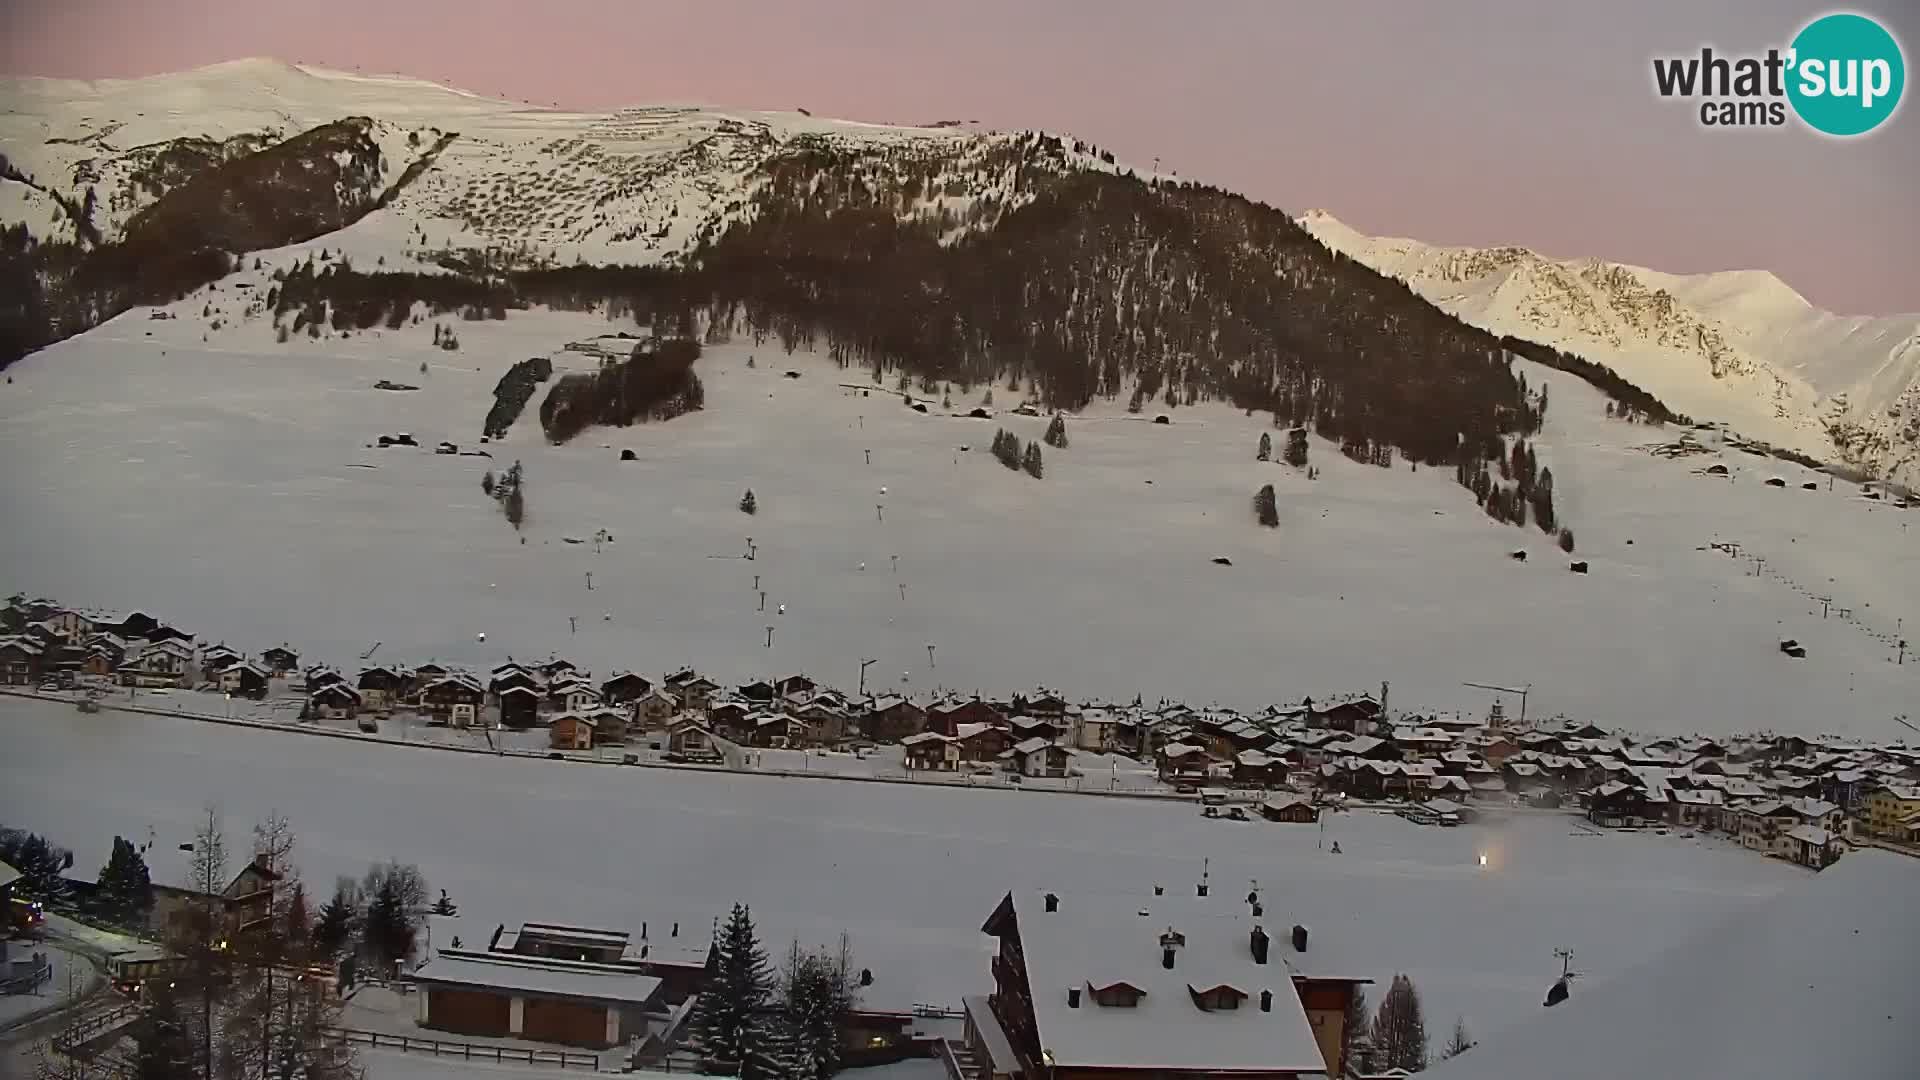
[{"x1": 3, "y1": 0, "x2": 1915, "y2": 313}]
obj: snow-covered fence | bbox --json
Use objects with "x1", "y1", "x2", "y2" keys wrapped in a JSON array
[{"x1": 325, "y1": 1027, "x2": 599, "y2": 1070}]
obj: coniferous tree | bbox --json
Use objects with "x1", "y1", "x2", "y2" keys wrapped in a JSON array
[
  {"x1": 744, "y1": 1012, "x2": 802, "y2": 1080},
  {"x1": 992, "y1": 429, "x2": 1023, "y2": 471},
  {"x1": 1023, "y1": 442, "x2": 1044, "y2": 478},
  {"x1": 311, "y1": 879, "x2": 358, "y2": 960},
  {"x1": 1371, "y1": 973, "x2": 1430, "y2": 1073},
  {"x1": 0, "y1": 828, "x2": 73, "y2": 905},
  {"x1": 132, "y1": 982, "x2": 195, "y2": 1080},
  {"x1": 360, "y1": 861, "x2": 429, "y2": 976},
  {"x1": 1253, "y1": 484, "x2": 1278, "y2": 527},
  {"x1": 781, "y1": 936, "x2": 857, "y2": 1080},
  {"x1": 503, "y1": 486, "x2": 526, "y2": 529},
  {"x1": 1044, "y1": 414, "x2": 1068, "y2": 448},
  {"x1": 94, "y1": 835, "x2": 154, "y2": 927},
  {"x1": 1284, "y1": 428, "x2": 1309, "y2": 468},
  {"x1": 1342, "y1": 985, "x2": 1372, "y2": 1077},
  {"x1": 704, "y1": 904, "x2": 775, "y2": 1069},
  {"x1": 740, "y1": 489, "x2": 758, "y2": 515},
  {"x1": 1257, "y1": 432, "x2": 1272, "y2": 462},
  {"x1": 1441, "y1": 1015, "x2": 1475, "y2": 1060},
  {"x1": 481, "y1": 470, "x2": 495, "y2": 496}
]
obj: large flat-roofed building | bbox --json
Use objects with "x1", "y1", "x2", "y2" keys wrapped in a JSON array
[{"x1": 972, "y1": 888, "x2": 1369, "y2": 1080}]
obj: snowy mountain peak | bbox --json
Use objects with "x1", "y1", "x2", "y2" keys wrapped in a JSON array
[{"x1": 1297, "y1": 213, "x2": 1920, "y2": 486}]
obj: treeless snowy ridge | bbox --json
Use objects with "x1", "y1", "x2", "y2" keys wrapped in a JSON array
[
  {"x1": 0, "y1": 696, "x2": 1800, "y2": 1043},
  {"x1": 1, "y1": 292, "x2": 1915, "y2": 735},
  {"x1": 1298, "y1": 210, "x2": 1920, "y2": 488}
]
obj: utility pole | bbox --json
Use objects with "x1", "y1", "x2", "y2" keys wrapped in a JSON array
[
  {"x1": 865, "y1": 449, "x2": 871, "y2": 465},
  {"x1": 858, "y1": 659, "x2": 876, "y2": 698},
  {"x1": 926, "y1": 643, "x2": 936, "y2": 669},
  {"x1": 876, "y1": 503, "x2": 884, "y2": 522},
  {"x1": 764, "y1": 626, "x2": 775, "y2": 648},
  {"x1": 568, "y1": 616, "x2": 577, "y2": 635},
  {"x1": 585, "y1": 571, "x2": 593, "y2": 591},
  {"x1": 891, "y1": 554, "x2": 899, "y2": 574},
  {"x1": 898, "y1": 583, "x2": 907, "y2": 602},
  {"x1": 759, "y1": 591, "x2": 767, "y2": 613}
]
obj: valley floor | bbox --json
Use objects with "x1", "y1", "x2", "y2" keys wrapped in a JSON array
[{"x1": 0, "y1": 695, "x2": 1801, "y2": 1048}]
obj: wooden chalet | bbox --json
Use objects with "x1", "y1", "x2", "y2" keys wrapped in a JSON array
[
  {"x1": 665, "y1": 719, "x2": 722, "y2": 763},
  {"x1": 550, "y1": 712, "x2": 597, "y2": 751},
  {"x1": 356, "y1": 665, "x2": 409, "y2": 707},
  {"x1": 421, "y1": 675, "x2": 486, "y2": 725},
  {"x1": 305, "y1": 683, "x2": 363, "y2": 720},
  {"x1": 498, "y1": 685, "x2": 541, "y2": 729},
  {"x1": 954, "y1": 722, "x2": 1013, "y2": 763},
  {"x1": 1259, "y1": 794, "x2": 1321, "y2": 823},
  {"x1": 903, "y1": 732, "x2": 960, "y2": 771},
  {"x1": 0, "y1": 637, "x2": 46, "y2": 685},
  {"x1": 260, "y1": 644, "x2": 300, "y2": 675},
  {"x1": 861, "y1": 697, "x2": 927, "y2": 743},
  {"x1": 927, "y1": 696, "x2": 1006, "y2": 736},
  {"x1": 217, "y1": 661, "x2": 271, "y2": 700},
  {"x1": 599, "y1": 671, "x2": 653, "y2": 705}
]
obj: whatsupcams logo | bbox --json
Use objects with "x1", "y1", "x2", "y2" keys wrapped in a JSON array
[{"x1": 1652, "y1": 12, "x2": 1906, "y2": 135}]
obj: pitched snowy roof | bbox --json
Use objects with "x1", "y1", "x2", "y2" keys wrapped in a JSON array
[
  {"x1": 0, "y1": 858, "x2": 19, "y2": 891},
  {"x1": 1418, "y1": 851, "x2": 1920, "y2": 1080},
  {"x1": 997, "y1": 890, "x2": 1338, "y2": 1073},
  {"x1": 412, "y1": 950, "x2": 662, "y2": 1006},
  {"x1": 1783, "y1": 824, "x2": 1835, "y2": 846}
]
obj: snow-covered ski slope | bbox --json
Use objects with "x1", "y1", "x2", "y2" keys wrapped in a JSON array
[
  {"x1": 0, "y1": 695, "x2": 1800, "y2": 1045},
  {"x1": 1298, "y1": 210, "x2": 1920, "y2": 488},
  {"x1": 2, "y1": 290, "x2": 1915, "y2": 740}
]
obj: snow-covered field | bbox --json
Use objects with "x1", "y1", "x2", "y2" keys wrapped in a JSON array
[
  {"x1": 0, "y1": 696, "x2": 1801, "y2": 1045},
  {"x1": 2, "y1": 292, "x2": 1916, "y2": 737}
]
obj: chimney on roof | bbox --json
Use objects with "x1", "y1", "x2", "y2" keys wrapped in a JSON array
[
  {"x1": 1153, "y1": 885, "x2": 1164, "y2": 896},
  {"x1": 1067, "y1": 986, "x2": 1082, "y2": 1009},
  {"x1": 1260, "y1": 989, "x2": 1273, "y2": 1013},
  {"x1": 1291, "y1": 925, "x2": 1309, "y2": 953},
  {"x1": 1251, "y1": 901, "x2": 1263, "y2": 918},
  {"x1": 1250, "y1": 926, "x2": 1270, "y2": 965},
  {"x1": 1044, "y1": 892, "x2": 1059, "y2": 913},
  {"x1": 672, "y1": 921, "x2": 679, "y2": 937},
  {"x1": 1159, "y1": 927, "x2": 1183, "y2": 969}
]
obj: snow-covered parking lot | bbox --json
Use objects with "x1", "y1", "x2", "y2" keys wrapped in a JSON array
[{"x1": 0, "y1": 695, "x2": 1800, "y2": 1042}]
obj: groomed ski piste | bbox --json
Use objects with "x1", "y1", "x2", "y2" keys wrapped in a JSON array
[
  {"x1": 1, "y1": 284, "x2": 1915, "y2": 738},
  {"x1": 0, "y1": 693, "x2": 1801, "y2": 1062}
]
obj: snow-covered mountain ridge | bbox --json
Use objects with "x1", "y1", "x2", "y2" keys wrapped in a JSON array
[
  {"x1": 0, "y1": 58, "x2": 1067, "y2": 272},
  {"x1": 1297, "y1": 209, "x2": 1920, "y2": 488}
]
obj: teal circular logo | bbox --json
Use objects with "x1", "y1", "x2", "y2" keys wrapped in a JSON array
[{"x1": 1787, "y1": 13, "x2": 1905, "y2": 136}]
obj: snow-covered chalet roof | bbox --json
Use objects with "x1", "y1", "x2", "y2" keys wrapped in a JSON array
[
  {"x1": 992, "y1": 889, "x2": 1344, "y2": 1073},
  {"x1": 412, "y1": 950, "x2": 662, "y2": 1006}
]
